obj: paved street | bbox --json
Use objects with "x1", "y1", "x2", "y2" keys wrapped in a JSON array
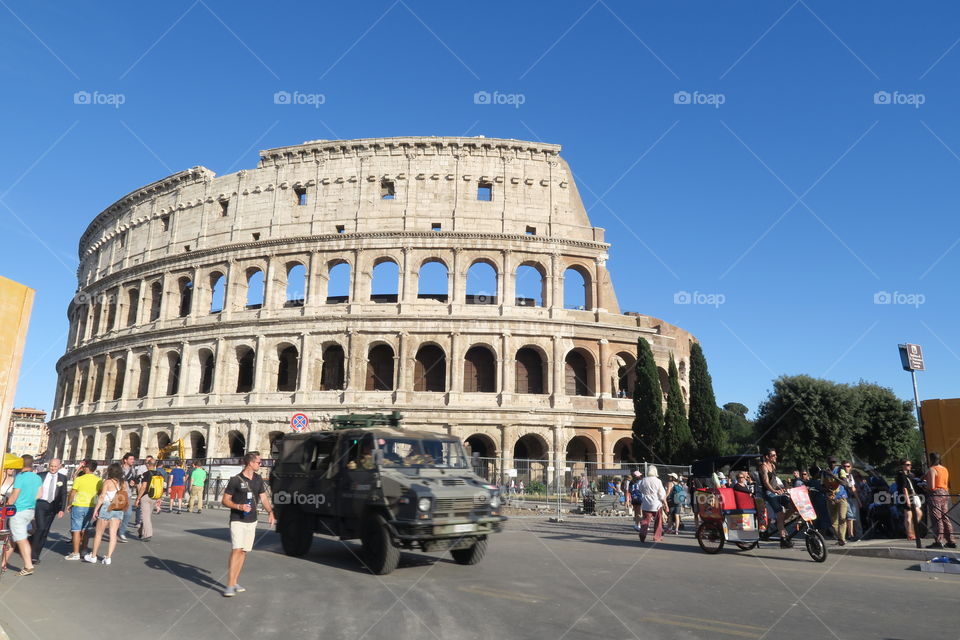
[{"x1": 0, "y1": 511, "x2": 956, "y2": 640}]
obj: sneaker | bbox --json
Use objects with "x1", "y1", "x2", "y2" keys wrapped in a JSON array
[
  {"x1": 223, "y1": 586, "x2": 237, "y2": 597},
  {"x1": 837, "y1": 540, "x2": 846, "y2": 547},
  {"x1": 779, "y1": 539, "x2": 794, "y2": 549},
  {"x1": 101, "y1": 557, "x2": 112, "y2": 566},
  {"x1": 83, "y1": 553, "x2": 97, "y2": 563},
  {"x1": 118, "y1": 535, "x2": 128, "y2": 543},
  {"x1": 141, "y1": 537, "x2": 152, "y2": 542},
  {"x1": 633, "y1": 525, "x2": 642, "y2": 532},
  {"x1": 927, "y1": 541, "x2": 945, "y2": 549},
  {"x1": 234, "y1": 584, "x2": 246, "y2": 593},
  {"x1": 64, "y1": 553, "x2": 81, "y2": 561},
  {"x1": 946, "y1": 542, "x2": 957, "y2": 549}
]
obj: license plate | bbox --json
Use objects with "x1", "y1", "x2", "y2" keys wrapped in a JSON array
[{"x1": 452, "y1": 523, "x2": 477, "y2": 533}]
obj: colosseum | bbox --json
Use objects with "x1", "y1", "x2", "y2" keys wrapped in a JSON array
[{"x1": 47, "y1": 136, "x2": 696, "y2": 481}]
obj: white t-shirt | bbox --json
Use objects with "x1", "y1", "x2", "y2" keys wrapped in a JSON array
[{"x1": 637, "y1": 476, "x2": 666, "y2": 512}]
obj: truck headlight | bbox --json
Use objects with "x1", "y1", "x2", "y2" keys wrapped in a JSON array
[
  {"x1": 418, "y1": 497, "x2": 431, "y2": 512},
  {"x1": 490, "y1": 494, "x2": 500, "y2": 509}
]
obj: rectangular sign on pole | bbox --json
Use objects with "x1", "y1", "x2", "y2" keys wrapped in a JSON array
[{"x1": 899, "y1": 343, "x2": 925, "y2": 371}]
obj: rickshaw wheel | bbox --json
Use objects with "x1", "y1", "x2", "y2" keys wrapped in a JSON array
[
  {"x1": 734, "y1": 540, "x2": 758, "y2": 551},
  {"x1": 805, "y1": 530, "x2": 827, "y2": 563},
  {"x1": 696, "y1": 522, "x2": 724, "y2": 554}
]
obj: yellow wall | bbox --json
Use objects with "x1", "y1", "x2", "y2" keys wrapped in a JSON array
[
  {"x1": 0, "y1": 276, "x2": 35, "y2": 460},
  {"x1": 921, "y1": 398, "x2": 960, "y2": 492}
]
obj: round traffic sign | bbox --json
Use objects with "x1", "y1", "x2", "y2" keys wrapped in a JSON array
[{"x1": 290, "y1": 413, "x2": 309, "y2": 432}]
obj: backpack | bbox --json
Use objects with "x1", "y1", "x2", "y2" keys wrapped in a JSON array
[
  {"x1": 148, "y1": 473, "x2": 165, "y2": 499},
  {"x1": 630, "y1": 481, "x2": 643, "y2": 503},
  {"x1": 671, "y1": 483, "x2": 687, "y2": 506}
]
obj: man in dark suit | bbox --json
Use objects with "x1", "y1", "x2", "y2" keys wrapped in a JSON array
[{"x1": 30, "y1": 458, "x2": 67, "y2": 563}]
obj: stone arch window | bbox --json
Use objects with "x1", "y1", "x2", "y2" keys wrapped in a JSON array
[
  {"x1": 678, "y1": 360, "x2": 687, "y2": 380},
  {"x1": 276, "y1": 344, "x2": 300, "y2": 392},
  {"x1": 126, "y1": 288, "x2": 139, "y2": 326},
  {"x1": 68, "y1": 432, "x2": 79, "y2": 460},
  {"x1": 83, "y1": 434, "x2": 94, "y2": 459},
  {"x1": 149, "y1": 281, "x2": 162, "y2": 321},
  {"x1": 91, "y1": 357, "x2": 106, "y2": 402},
  {"x1": 165, "y1": 351, "x2": 181, "y2": 396},
  {"x1": 198, "y1": 349, "x2": 215, "y2": 394},
  {"x1": 465, "y1": 434, "x2": 497, "y2": 458},
  {"x1": 92, "y1": 299, "x2": 104, "y2": 336},
  {"x1": 566, "y1": 435, "x2": 598, "y2": 462},
  {"x1": 657, "y1": 366, "x2": 669, "y2": 401},
  {"x1": 236, "y1": 347, "x2": 255, "y2": 393},
  {"x1": 613, "y1": 437, "x2": 634, "y2": 463},
  {"x1": 112, "y1": 357, "x2": 126, "y2": 400},
  {"x1": 285, "y1": 263, "x2": 306, "y2": 307},
  {"x1": 128, "y1": 432, "x2": 141, "y2": 458},
  {"x1": 463, "y1": 345, "x2": 496, "y2": 393},
  {"x1": 209, "y1": 272, "x2": 226, "y2": 313},
  {"x1": 177, "y1": 276, "x2": 193, "y2": 317},
  {"x1": 188, "y1": 431, "x2": 206, "y2": 458},
  {"x1": 227, "y1": 430, "x2": 246, "y2": 457},
  {"x1": 62, "y1": 370, "x2": 75, "y2": 408},
  {"x1": 366, "y1": 344, "x2": 395, "y2": 391},
  {"x1": 319, "y1": 344, "x2": 345, "y2": 390},
  {"x1": 615, "y1": 351, "x2": 636, "y2": 398},
  {"x1": 515, "y1": 347, "x2": 546, "y2": 394},
  {"x1": 103, "y1": 433, "x2": 116, "y2": 461},
  {"x1": 380, "y1": 178, "x2": 395, "y2": 200},
  {"x1": 268, "y1": 431, "x2": 285, "y2": 456},
  {"x1": 245, "y1": 268, "x2": 265, "y2": 309},
  {"x1": 327, "y1": 261, "x2": 350, "y2": 304},
  {"x1": 565, "y1": 349, "x2": 594, "y2": 396},
  {"x1": 515, "y1": 263, "x2": 545, "y2": 307},
  {"x1": 466, "y1": 260, "x2": 497, "y2": 305},
  {"x1": 417, "y1": 259, "x2": 448, "y2": 302},
  {"x1": 105, "y1": 290, "x2": 118, "y2": 330},
  {"x1": 77, "y1": 361, "x2": 90, "y2": 403},
  {"x1": 76, "y1": 306, "x2": 88, "y2": 344},
  {"x1": 563, "y1": 266, "x2": 592, "y2": 310},
  {"x1": 371, "y1": 258, "x2": 399, "y2": 303},
  {"x1": 136, "y1": 354, "x2": 150, "y2": 398},
  {"x1": 157, "y1": 431, "x2": 171, "y2": 451},
  {"x1": 414, "y1": 344, "x2": 446, "y2": 392},
  {"x1": 513, "y1": 434, "x2": 548, "y2": 460}
]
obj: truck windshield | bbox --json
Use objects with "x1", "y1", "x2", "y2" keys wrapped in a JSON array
[{"x1": 377, "y1": 438, "x2": 469, "y2": 469}]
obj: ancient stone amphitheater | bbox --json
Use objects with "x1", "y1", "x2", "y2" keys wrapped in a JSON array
[{"x1": 48, "y1": 136, "x2": 695, "y2": 479}]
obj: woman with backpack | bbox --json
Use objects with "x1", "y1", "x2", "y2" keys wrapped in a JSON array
[
  {"x1": 85, "y1": 463, "x2": 128, "y2": 565},
  {"x1": 666, "y1": 473, "x2": 686, "y2": 534}
]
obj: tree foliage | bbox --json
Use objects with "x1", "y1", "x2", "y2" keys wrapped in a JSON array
[
  {"x1": 721, "y1": 402, "x2": 757, "y2": 455},
  {"x1": 663, "y1": 355, "x2": 693, "y2": 462},
  {"x1": 688, "y1": 342, "x2": 726, "y2": 458},
  {"x1": 850, "y1": 381, "x2": 917, "y2": 469},
  {"x1": 632, "y1": 338, "x2": 664, "y2": 462}
]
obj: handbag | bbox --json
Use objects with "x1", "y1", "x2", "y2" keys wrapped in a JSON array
[{"x1": 109, "y1": 481, "x2": 129, "y2": 512}]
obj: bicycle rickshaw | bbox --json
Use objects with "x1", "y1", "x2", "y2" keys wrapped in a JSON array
[
  {"x1": 691, "y1": 455, "x2": 827, "y2": 562},
  {"x1": 0, "y1": 453, "x2": 23, "y2": 582}
]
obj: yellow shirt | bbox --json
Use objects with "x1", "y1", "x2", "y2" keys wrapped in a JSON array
[{"x1": 71, "y1": 474, "x2": 102, "y2": 508}]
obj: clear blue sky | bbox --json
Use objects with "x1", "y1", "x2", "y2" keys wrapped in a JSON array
[{"x1": 2, "y1": 1, "x2": 958, "y2": 418}]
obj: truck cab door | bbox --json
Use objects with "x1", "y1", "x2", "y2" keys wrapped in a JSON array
[
  {"x1": 336, "y1": 433, "x2": 377, "y2": 536},
  {"x1": 305, "y1": 436, "x2": 337, "y2": 521}
]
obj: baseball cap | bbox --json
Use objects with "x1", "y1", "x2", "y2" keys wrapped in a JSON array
[
  {"x1": 716, "y1": 472, "x2": 726, "y2": 479},
  {"x1": 632, "y1": 470, "x2": 642, "y2": 477},
  {"x1": 667, "y1": 472, "x2": 678, "y2": 479}
]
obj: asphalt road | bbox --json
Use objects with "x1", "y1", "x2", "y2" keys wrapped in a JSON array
[{"x1": 0, "y1": 511, "x2": 955, "y2": 640}]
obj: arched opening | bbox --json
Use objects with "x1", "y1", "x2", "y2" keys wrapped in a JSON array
[
  {"x1": 177, "y1": 277, "x2": 193, "y2": 317},
  {"x1": 92, "y1": 301, "x2": 103, "y2": 336},
  {"x1": 268, "y1": 431, "x2": 285, "y2": 457},
  {"x1": 149, "y1": 281, "x2": 162, "y2": 321},
  {"x1": 227, "y1": 430, "x2": 246, "y2": 457},
  {"x1": 515, "y1": 263, "x2": 545, "y2": 307},
  {"x1": 413, "y1": 344, "x2": 446, "y2": 392},
  {"x1": 513, "y1": 433, "x2": 549, "y2": 487},
  {"x1": 136, "y1": 354, "x2": 150, "y2": 398},
  {"x1": 91, "y1": 358, "x2": 105, "y2": 402},
  {"x1": 112, "y1": 357, "x2": 126, "y2": 400},
  {"x1": 657, "y1": 367, "x2": 669, "y2": 401},
  {"x1": 615, "y1": 352, "x2": 636, "y2": 398},
  {"x1": 515, "y1": 347, "x2": 545, "y2": 394},
  {"x1": 157, "y1": 432, "x2": 171, "y2": 451},
  {"x1": 366, "y1": 344, "x2": 395, "y2": 391},
  {"x1": 371, "y1": 259, "x2": 399, "y2": 303},
  {"x1": 277, "y1": 344, "x2": 300, "y2": 392},
  {"x1": 466, "y1": 261, "x2": 497, "y2": 305},
  {"x1": 417, "y1": 260, "x2": 448, "y2": 302},
  {"x1": 465, "y1": 434, "x2": 497, "y2": 480},
  {"x1": 463, "y1": 345, "x2": 496, "y2": 393},
  {"x1": 563, "y1": 266, "x2": 591, "y2": 310},
  {"x1": 246, "y1": 268, "x2": 265, "y2": 309},
  {"x1": 327, "y1": 261, "x2": 350, "y2": 304},
  {"x1": 188, "y1": 431, "x2": 206, "y2": 458},
  {"x1": 565, "y1": 349, "x2": 594, "y2": 396},
  {"x1": 285, "y1": 263, "x2": 306, "y2": 307},
  {"x1": 103, "y1": 433, "x2": 116, "y2": 460},
  {"x1": 198, "y1": 349, "x2": 215, "y2": 394},
  {"x1": 77, "y1": 363, "x2": 90, "y2": 403},
  {"x1": 319, "y1": 345, "x2": 345, "y2": 391},
  {"x1": 209, "y1": 272, "x2": 226, "y2": 313},
  {"x1": 83, "y1": 434, "x2": 94, "y2": 460},
  {"x1": 513, "y1": 434, "x2": 548, "y2": 460},
  {"x1": 613, "y1": 437, "x2": 634, "y2": 463},
  {"x1": 68, "y1": 433, "x2": 79, "y2": 460},
  {"x1": 236, "y1": 347, "x2": 255, "y2": 393},
  {"x1": 105, "y1": 294, "x2": 117, "y2": 331},
  {"x1": 566, "y1": 435, "x2": 598, "y2": 462},
  {"x1": 76, "y1": 306, "x2": 88, "y2": 342},
  {"x1": 126, "y1": 289, "x2": 139, "y2": 326},
  {"x1": 128, "y1": 433, "x2": 141, "y2": 459},
  {"x1": 165, "y1": 351, "x2": 181, "y2": 396}
]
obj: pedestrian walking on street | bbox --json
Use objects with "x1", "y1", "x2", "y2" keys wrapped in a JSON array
[
  {"x1": 635, "y1": 466, "x2": 667, "y2": 543},
  {"x1": 841, "y1": 461, "x2": 859, "y2": 541},
  {"x1": 29, "y1": 458, "x2": 67, "y2": 564},
  {"x1": 86, "y1": 463, "x2": 128, "y2": 564},
  {"x1": 1, "y1": 466, "x2": 18, "y2": 573},
  {"x1": 896, "y1": 459, "x2": 923, "y2": 540},
  {"x1": 169, "y1": 461, "x2": 187, "y2": 513},
  {"x1": 188, "y1": 461, "x2": 207, "y2": 513},
  {"x1": 823, "y1": 457, "x2": 849, "y2": 546},
  {"x1": 7, "y1": 455, "x2": 42, "y2": 576},
  {"x1": 924, "y1": 452, "x2": 956, "y2": 549},
  {"x1": 65, "y1": 460, "x2": 101, "y2": 561},
  {"x1": 119, "y1": 453, "x2": 138, "y2": 542},
  {"x1": 221, "y1": 451, "x2": 275, "y2": 597},
  {"x1": 136, "y1": 459, "x2": 163, "y2": 541}
]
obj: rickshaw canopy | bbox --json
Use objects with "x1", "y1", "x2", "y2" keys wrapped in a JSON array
[
  {"x1": 2, "y1": 453, "x2": 24, "y2": 470},
  {"x1": 690, "y1": 454, "x2": 762, "y2": 479}
]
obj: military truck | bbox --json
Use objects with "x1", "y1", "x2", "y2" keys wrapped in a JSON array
[{"x1": 269, "y1": 412, "x2": 506, "y2": 574}]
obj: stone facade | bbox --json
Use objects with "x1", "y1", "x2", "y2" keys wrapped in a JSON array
[
  {"x1": 47, "y1": 136, "x2": 696, "y2": 470},
  {"x1": 8, "y1": 407, "x2": 48, "y2": 458}
]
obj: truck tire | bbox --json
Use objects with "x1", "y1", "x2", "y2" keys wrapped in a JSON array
[
  {"x1": 361, "y1": 513, "x2": 399, "y2": 575},
  {"x1": 450, "y1": 537, "x2": 488, "y2": 565},
  {"x1": 278, "y1": 507, "x2": 313, "y2": 557}
]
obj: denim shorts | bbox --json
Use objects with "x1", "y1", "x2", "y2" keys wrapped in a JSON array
[
  {"x1": 846, "y1": 496, "x2": 858, "y2": 520},
  {"x1": 8, "y1": 509, "x2": 34, "y2": 542},
  {"x1": 70, "y1": 506, "x2": 93, "y2": 532},
  {"x1": 98, "y1": 504, "x2": 124, "y2": 520},
  {"x1": 765, "y1": 491, "x2": 790, "y2": 513}
]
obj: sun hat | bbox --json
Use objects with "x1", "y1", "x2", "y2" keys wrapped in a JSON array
[
  {"x1": 667, "y1": 472, "x2": 678, "y2": 479},
  {"x1": 632, "y1": 470, "x2": 642, "y2": 478}
]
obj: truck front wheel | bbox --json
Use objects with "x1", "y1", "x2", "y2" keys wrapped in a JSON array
[
  {"x1": 361, "y1": 513, "x2": 400, "y2": 575},
  {"x1": 451, "y1": 537, "x2": 488, "y2": 565},
  {"x1": 278, "y1": 506, "x2": 313, "y2": 557}
]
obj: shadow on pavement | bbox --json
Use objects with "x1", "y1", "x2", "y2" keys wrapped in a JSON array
[{"x1": 143, "y1": 555, "x2": 222, "y2": 590}]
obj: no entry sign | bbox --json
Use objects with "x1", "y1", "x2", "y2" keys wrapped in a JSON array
[{"x1": 291, "y1": 413, "x2": 309, "y2": 432}]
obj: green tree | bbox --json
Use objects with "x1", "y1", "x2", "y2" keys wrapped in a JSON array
[
  {"x1": 721, "y1": 402, "x2": 757, "y2": 455},
  {"x1": 632, "y1": 337, "x2": 664, "y2": 461},
  {"x1": 662, "y1": 355, "x2": 694, "y2": 462},
  {"x1": 850, "y1": 381, "x2": 917, "y2": 468},
  {"x1": 688, "y1": 342, "x2": 726, "y2": 458}
]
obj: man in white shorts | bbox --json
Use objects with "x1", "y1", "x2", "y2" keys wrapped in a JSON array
[{"x1": 221, "y1": 451, "x2": 274, "y2": 597}]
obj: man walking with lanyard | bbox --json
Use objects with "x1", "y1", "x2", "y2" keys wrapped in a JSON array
[{"x1": 221, "y1": 451, "x2": 275, "y2": 597}]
